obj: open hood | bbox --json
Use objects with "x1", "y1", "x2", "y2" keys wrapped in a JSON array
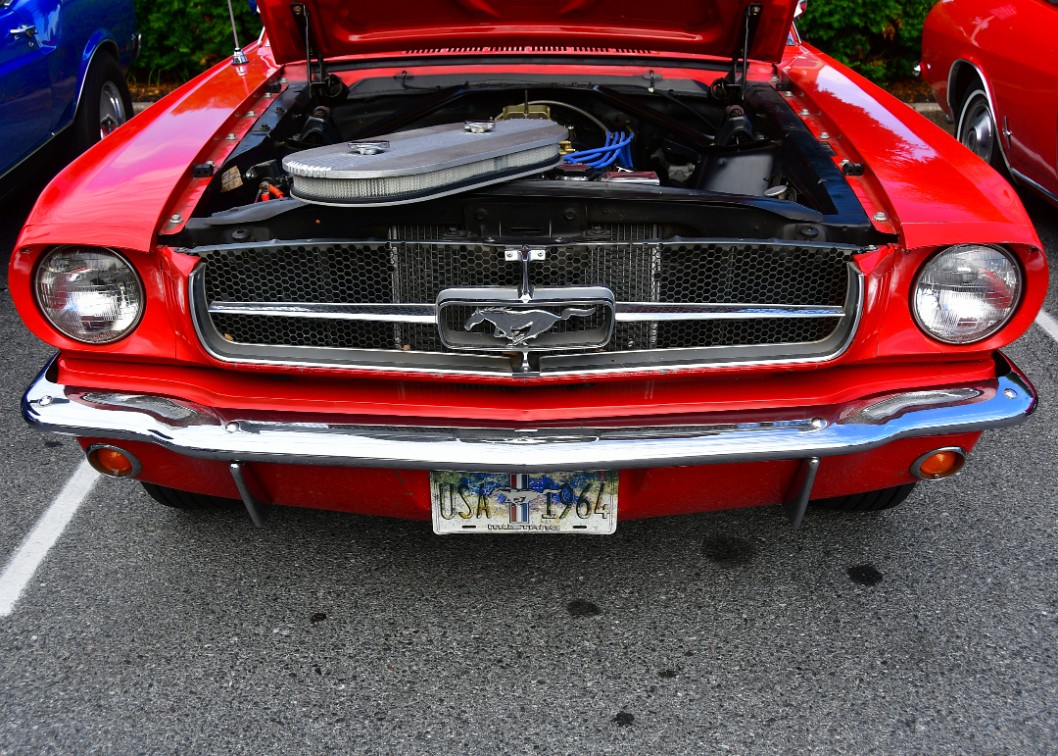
[{"x1": 257, "y1": 0, "x2": 798, "y2": 66}]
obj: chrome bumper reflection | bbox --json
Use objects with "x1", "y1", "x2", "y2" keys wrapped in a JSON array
[{"x1": 22, "y1": 355, "x2": 1035, "y2": 472}]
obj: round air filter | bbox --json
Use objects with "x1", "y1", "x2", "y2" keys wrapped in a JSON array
[{"x1": 283, "y1": 119, "x2": 567, "y2": 206}]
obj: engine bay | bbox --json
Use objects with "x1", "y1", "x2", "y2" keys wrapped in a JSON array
[{"x1": 173, "y1": 71, "x2": 882, "y2": 247}]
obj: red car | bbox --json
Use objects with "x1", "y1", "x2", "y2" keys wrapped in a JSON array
[
  {"x1": 921, "y1": 0, "x2": 1058, "y2": 205},
  {"x1": 10, "y1": 0, "x2": 1046, "y2": 533}
]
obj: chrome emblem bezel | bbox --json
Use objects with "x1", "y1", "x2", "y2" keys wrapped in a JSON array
[{"x1": 436, "y1": 286, "x2": 615, "y2": 352}]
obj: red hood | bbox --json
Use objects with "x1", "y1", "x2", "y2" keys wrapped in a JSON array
[{"x1": 257, "y1": 0, "x2": 797, "y2": 65}]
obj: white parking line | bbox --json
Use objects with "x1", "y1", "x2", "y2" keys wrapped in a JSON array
[
  {"x1": 1036, "y1": 310, "x2": 1058, "y2": 344},
  {"x1": 0, "y1": 460, "x2": 99, "y2": 617}
]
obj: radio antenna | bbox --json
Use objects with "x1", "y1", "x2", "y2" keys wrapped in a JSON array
[{"x1": 226, "y1": 0, "x2": 248, "y2": 65}]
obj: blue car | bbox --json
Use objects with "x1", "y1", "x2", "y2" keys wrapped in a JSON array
[{"x1": 0, "y1": 0, "x2": 137, "y2": 178}]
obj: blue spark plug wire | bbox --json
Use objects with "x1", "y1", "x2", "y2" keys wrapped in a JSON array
[{"x1": 563, "y1": 131, "x2": 635, "y2": 170}]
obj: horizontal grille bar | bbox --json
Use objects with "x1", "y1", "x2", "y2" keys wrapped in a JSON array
[
  {"x1": 187, "y1": 238, "x2": 864, "y2": 377},
  {"x1": 208, "y1": 302, "x2": 438, "y2": 323},
  {"x1": 207, "y1": 300, "x2": 848, "y2": 323}
]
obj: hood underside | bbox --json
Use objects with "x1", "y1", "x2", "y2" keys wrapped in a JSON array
[{"x1": 257, "y1": 0, "x2": 797, "y2": 66}]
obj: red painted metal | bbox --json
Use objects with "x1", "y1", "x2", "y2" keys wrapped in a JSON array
[
  {"x1": 76, "y1": 433, "x2": 981, "y2": 521},
  {"x1": 256, "y1": 0, "x2": 799, "y2": 65},
  {"x1": 13, "y1": 42, "x2": 279, "y2": 254},
  {"x1": 782, "y1": 45, "x2": 1041, "y2": 248},
  {"x1": 54, "y1": 354, "x2": 998, "y2": 423},
  {"x1": 6, "y1": 25, "x2": 1048, "y2": 520},
  {"x1": 921, "y1": 0, "x2": 1058, "y2": 203}
]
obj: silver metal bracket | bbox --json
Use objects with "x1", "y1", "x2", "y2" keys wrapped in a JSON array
[
  {"x1": 504, "y1": 246, "x2": 545, "y2": 301},
  {"x1": 230, "y1": 461, "x2": 268, "y2": 527},
  {"x1": 783, "y1": 456, "x2": 819, "y2": 528}
]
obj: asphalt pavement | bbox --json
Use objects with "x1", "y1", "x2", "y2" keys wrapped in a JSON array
[{"x1": 1, "y1": 133, "x2": 1057, "y2": 754}]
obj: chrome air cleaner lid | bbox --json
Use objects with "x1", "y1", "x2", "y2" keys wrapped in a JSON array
[{"x1": 283, "y1": 119, "x2": 567, "y2": 206}]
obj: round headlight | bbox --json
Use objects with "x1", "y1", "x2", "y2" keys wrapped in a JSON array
[
  {"x1": 35, "y1": 247, "x2": 144, "y2": 344},
  {"x1": 912, "y1": 244, "x2": 1021, "y2": 344}
]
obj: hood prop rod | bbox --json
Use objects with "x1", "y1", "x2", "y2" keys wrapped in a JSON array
[
  {"x1": 290, "y1": 2, "x2": 329, "y2": 92},
  {"x1": 729, "y1": 3, "x2": 763, "y2": 97}
]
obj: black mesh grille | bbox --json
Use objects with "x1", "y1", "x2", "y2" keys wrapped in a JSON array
[
  {"x1": 201, "y1": 244, "x2": 394, "y2": 304},
  {"x1": 193, "y1": 239, "x2": 855, "y2": 364},
  {"x1": 211, "y1": 314, "x2": 399, "y2": 351},
  {"x1": 387, "y1": 243, "x2": 659, "y2": 304},
  {"x1": 659, "y1": 244, "x2": 850, "y2": 306}
]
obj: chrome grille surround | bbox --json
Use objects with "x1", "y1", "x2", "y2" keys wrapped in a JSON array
[{"x1": 187, "y1": 239, "x2": 865, "y2": 377}]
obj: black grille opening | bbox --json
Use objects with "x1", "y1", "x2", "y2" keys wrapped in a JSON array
[
  {"x1": 655, "y1": 318, "x2": 838, "y2": 349},
  {"x1": 212, "y1": 314, "x2": 399, "y2": 351},
  {"x1": 192, "y1": 239, "x2": 857, "y2": 368},
  {"x1": 202, "y1": 244, "x2": 394, "y2": 304}
]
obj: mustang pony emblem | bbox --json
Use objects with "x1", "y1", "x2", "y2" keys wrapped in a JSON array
[{"x1": 464, "y1": 306, "x2": 597, "y2": 346}]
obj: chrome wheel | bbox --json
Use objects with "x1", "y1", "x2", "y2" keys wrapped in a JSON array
[
  {"x1": 98, "y1": 80, "x2": 127, "y2": 139},
  {"x1": 957, "y1": 90, "x2": 997, "y2": 164}
]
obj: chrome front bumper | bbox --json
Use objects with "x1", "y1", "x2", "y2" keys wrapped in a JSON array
[{"x1": 23, "y1": 355, "x2": 1035, "y2": 473}]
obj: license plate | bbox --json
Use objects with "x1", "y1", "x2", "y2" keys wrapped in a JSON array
[{"x1": 430, "y1": 471, "x2": 618, "y2": 534}]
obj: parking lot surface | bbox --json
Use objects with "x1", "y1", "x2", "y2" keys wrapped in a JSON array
[{"x1": 1, "y1": 159, "x2": 1057, "y2": 754}]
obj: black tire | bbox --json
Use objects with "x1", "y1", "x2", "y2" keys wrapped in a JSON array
[
  {"x1": 956, "y1": 88, "x2": 1007, "y2": 174},
  {"x1": 141, "y1": 482, "x2": 240, "y2": 510},
  {"x1": 810, "y1": 483, "x2": 917, "y2": 513},
  {"x1": 72, "y1": 52, "x2": 133, "y2": 155}
]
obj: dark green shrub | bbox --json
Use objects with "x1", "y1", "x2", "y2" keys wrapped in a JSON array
[
  {"x1": 130, "y1": 0, "x2": 931, "y2": 86},
  {"x1": 131, "y1": 0, "x2": 263, "y2": 82},
  {"x1": 797, "y1": 0, "x2": 933, "y2": 83}
]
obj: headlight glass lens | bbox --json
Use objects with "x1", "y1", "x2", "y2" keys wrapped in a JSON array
[
  {"x1": 913, "y1": 244, "x2": 1021, "y2": 344},
  {"x1": 35, "y1": 247, "x2": 144, "y2": 344}
]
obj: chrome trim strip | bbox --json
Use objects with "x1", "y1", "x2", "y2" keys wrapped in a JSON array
[
  {"x1": 209, "y1": 301, "x2": 437, "y2": 323},
  {"x1": 207, "y1": 300, "x2": 846, "y2": 324},
  {"x1": 189, "y1": 263, "x2": 864, "y2": 378},
  {"x1": 22, "y1": 354, "x2": 1035, "y2": 472},
  {"x1": 185, "y1": 238, "x2": 869, "y2": 255},
  {"x1": 0, "y1": 126, "x2": 70, "y2": 182},
  {"x1": 614, "y1": 303, "x2": 846, "y2": 322},
  {"x1": 1010, "y1": 168, "x2": 1058, "y2": 206},
  {"x1": 538, "y1": 269, "x2": 863, "y2": 375}
]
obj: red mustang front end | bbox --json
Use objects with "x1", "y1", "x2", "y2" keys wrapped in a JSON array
[{"x1": 9, "y1": 0, "x2": 1045, "y2": 532}]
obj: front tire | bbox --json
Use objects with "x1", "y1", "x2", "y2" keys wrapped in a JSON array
[
  {"x1": 956, "y1": 88, "x2": 1006, "y2": 173},
  {"x1": 72, "y1": 52, "x2": 133, "y2": 155},
  {"x1": 141, "y1": 482, "x2": 240, "y2": 510},
  {"x1": 810, "y1": 483, "x2": 917, "y2": 513}
]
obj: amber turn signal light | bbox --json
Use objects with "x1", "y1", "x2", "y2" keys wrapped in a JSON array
[
  {"x1": 911, "y1": 448, "x2": 966, "y2": 480},
  {"x1": 86, "y1": 444, "x2": 141, "y2": 478}
]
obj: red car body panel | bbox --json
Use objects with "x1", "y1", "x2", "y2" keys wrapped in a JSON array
[
  {"x1": 783, "y1": 44, "x2": 1035, "y2": 246},
  {"x1": 49, "y1": 354, "x2": 1001, "y2": 424},
  {"x1": 75, "y1": 432, "x2": 982, "y2": 520},
  {"x1": 922, "y1": 0, "x2": 1058, "y2": 203},
  {"x1": 7, "y1": 21, "x2": 1047, "y2": 526},
  {"x1": 14, "y1": 42, "x2": 280, "y2": 254}
]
